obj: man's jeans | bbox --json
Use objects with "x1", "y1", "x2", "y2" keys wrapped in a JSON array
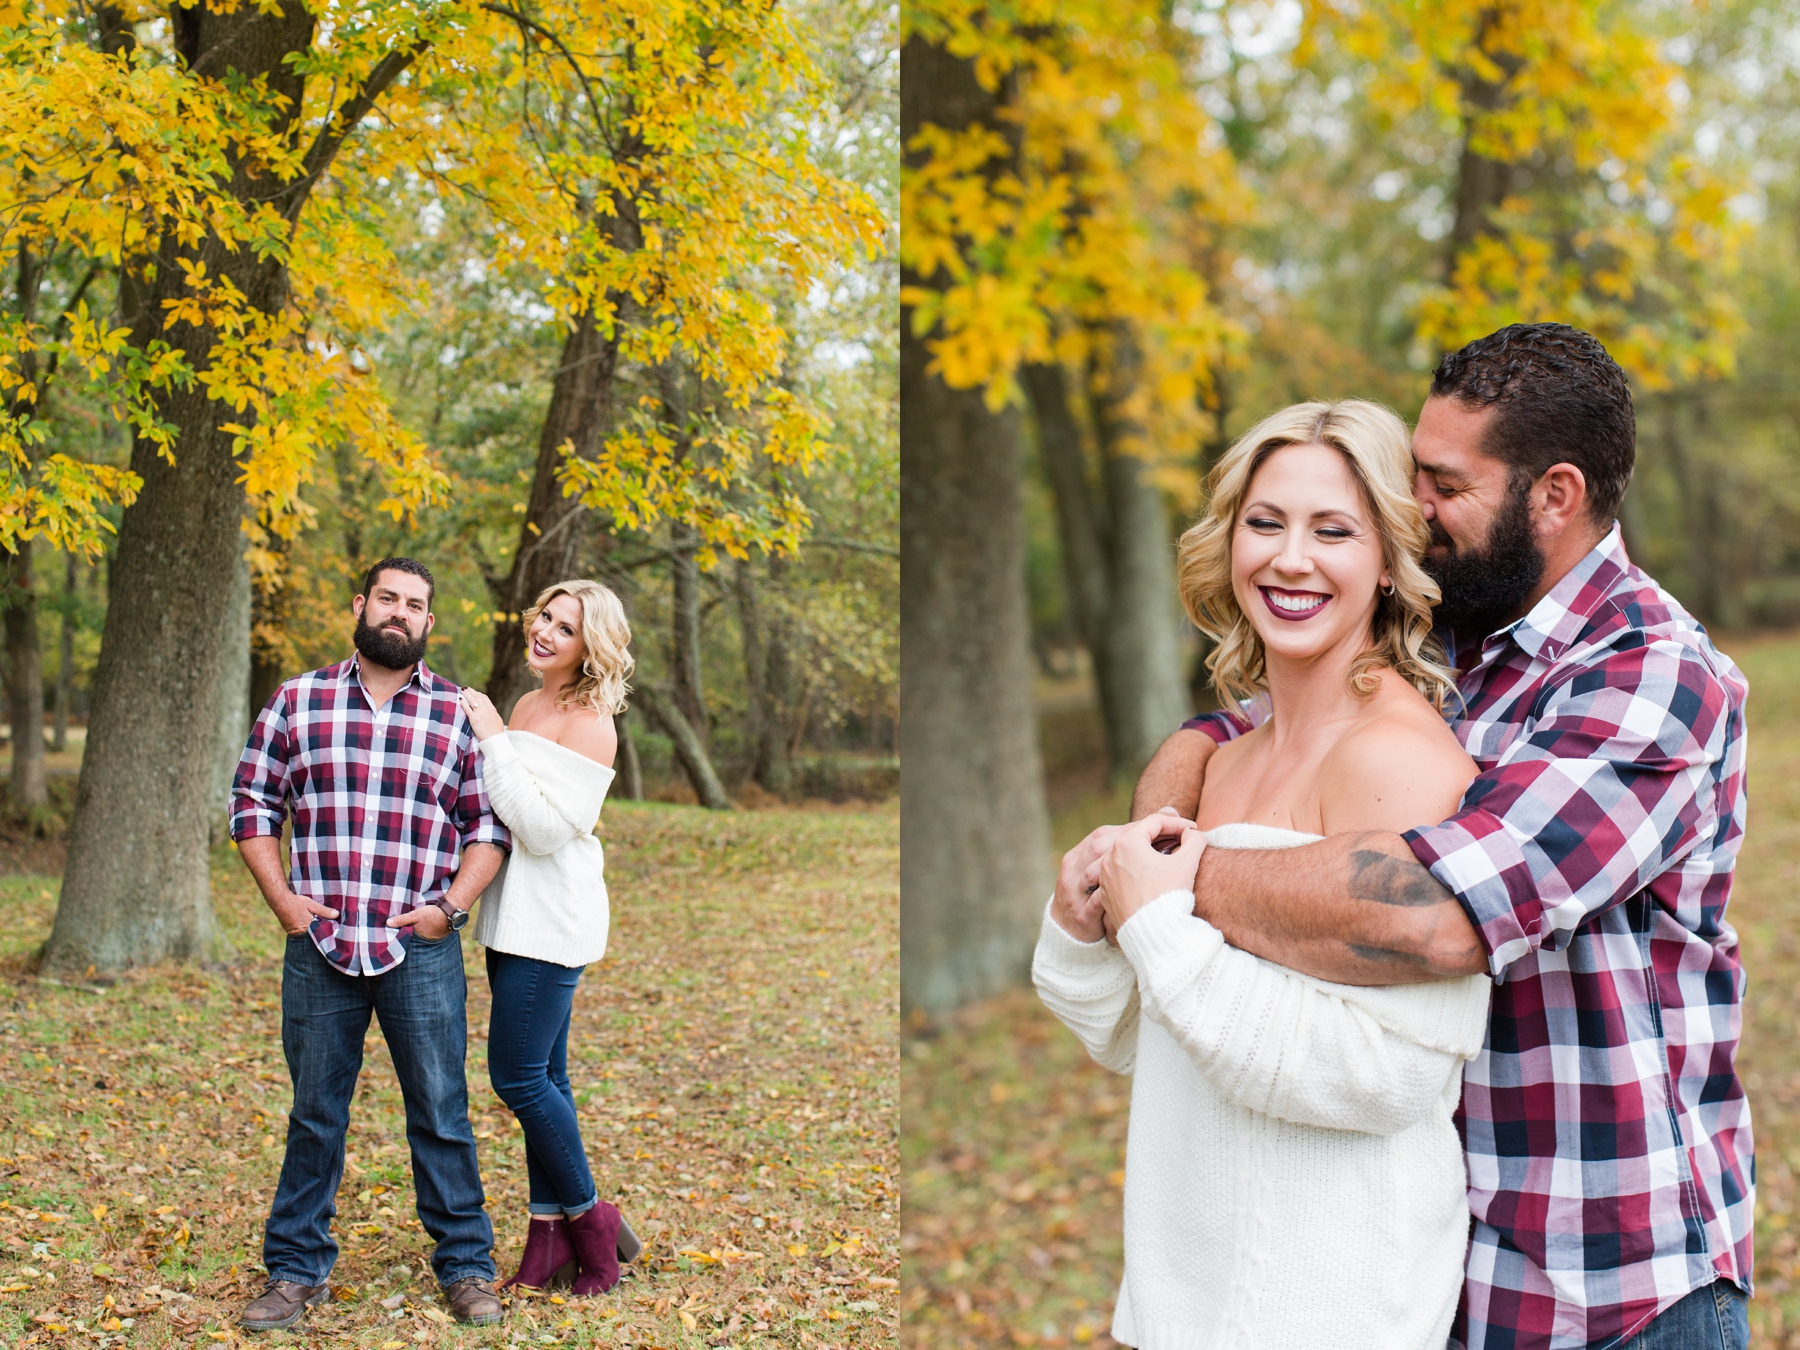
[
  {"x1": 263, "y1": 932, "x2": 494, "y2": 1288},
  {"x1": 1622, "y1": 1279, "x2": 1749, "y2": 1350}
]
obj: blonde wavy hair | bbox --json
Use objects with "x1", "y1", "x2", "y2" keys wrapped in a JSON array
[
  {"x1": 1177, "y1": 399, "x2": 1459, "y2": 711},
  {"x1": 522, "y1": 579, "x2": 635, "y2": 716}
]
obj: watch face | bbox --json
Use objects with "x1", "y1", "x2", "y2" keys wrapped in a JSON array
[{"x1": 448, "y1": 906, "x2": 470, "y2": 931}]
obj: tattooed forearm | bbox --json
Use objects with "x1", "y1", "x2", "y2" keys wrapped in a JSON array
[
  {"x1": 1346, "y1": 844, "x2": 1455, "y2": 908},
  {"x1": 1347, "y1": 943, "x2": 1434, "y2": 970}
]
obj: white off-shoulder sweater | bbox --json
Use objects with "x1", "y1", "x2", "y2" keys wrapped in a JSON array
[
  {"x1": 1032, "y1": 823, "x2": 1492, "y2": 1350},
  {"x1": 473, "y1": 730, "x2": 615, "y2": 968}
]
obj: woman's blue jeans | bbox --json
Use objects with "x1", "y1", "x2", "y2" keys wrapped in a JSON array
[{"x1": 485, "y1": 950, "x2": 598, "y2": 1216}]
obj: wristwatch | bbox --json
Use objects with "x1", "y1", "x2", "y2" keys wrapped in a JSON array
[{"x1": 431, "y1": 896, "x2": 472, "y2": 932}]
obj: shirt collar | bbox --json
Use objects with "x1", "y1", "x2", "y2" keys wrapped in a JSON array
[
  {"x1": 344, "y1": 653, "x2": 435, "y2": 694},
  {"x1": 1486, "y1": 522, "x2": 1629, "y2": 666}
]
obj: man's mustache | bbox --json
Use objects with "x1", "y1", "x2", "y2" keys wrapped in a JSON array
[{"x1": 1428, "y1": 521, "x2": 1456, "y2": 554}]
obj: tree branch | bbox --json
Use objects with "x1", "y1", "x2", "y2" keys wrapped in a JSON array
[
  {"x1": 40, "y1": 262, "x2": 104, "y2": 389},
  {"x1": 480, "y1": 3, "x2": 606, "y2": 134},
  {"x1": 805, "y1": 536, "x2": 899, "y2": 558},
  {"x1": 284, "y1": 45, "x2": 428, "y2": 222}
]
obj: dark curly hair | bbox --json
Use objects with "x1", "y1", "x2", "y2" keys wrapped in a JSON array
[{"x1": 1430, "y1": 323, "x2": 1635, "y2": 522}]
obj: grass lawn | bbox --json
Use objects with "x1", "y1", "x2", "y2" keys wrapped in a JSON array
[
  {"x1": 0, "y1": 799, "x2": 897, "y2": 1348},
  {"x1": 902, "y1": 631, "x2": 1800, "y2": 1349}
]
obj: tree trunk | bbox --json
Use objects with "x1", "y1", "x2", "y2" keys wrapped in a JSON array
[
  {"x1": 52, "y1": 551, "x2": 74, "y2": 754},
  {"x1": 1088, "y1": 333, "x2": 1191, "y2": 772},
  {"x1": 760, "y1": 610, "x2": 795, "y2": 794},
  {"x1": 1023, "y1": 360, "x2": 1111, "y2": 660},
  {"x1": 248, "y1": 528, "x2": 290, "y2": 719},
  {"x1": 4, "y1": 541, "x2": 46, "y2": 810},
  {"x1": 210, "y1": 542, "x2": 252, "y2": 849},
  {"x1": 668, "y1": 525, "x2": 708, "y2": 741},
  {"x1": 45, "y1": 2, "x2": 415, "y2": 974},
  {"x1": 1024, "y1": 351, "x2": 1189, "y2": 783},
  {"x1": 735, "y1": 556, "x2": 793, "y2": 795},
  {"x1": 1448, "y1": 36, "x2": 1524, "y2": 267},
  {"x1": 486, "y1": 305, "x2": 621, "y2": 718},
  {"x1": 900, "y1": 34, "x2": 1052, "y2": 1018},
  {"x1": 633, "y1": 682, "x2": 731, "y2": 810},
  {"x1": 735, "y1": 557, "x2": 767, "y2": 764},
  {"x1": 1657, "y1": 394, "x2": 1730, "y2": 626},
  {"x1": 614, "y1": 710, "x2": 643, "y2": 801}
]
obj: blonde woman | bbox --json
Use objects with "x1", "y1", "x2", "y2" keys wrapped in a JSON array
[
  {"x1": 1033, "y1": 401, "x2": 1492, "y2": 1349},
  {"x1": 458, "y1": 580, "x2": 640, "y2": 1297}
]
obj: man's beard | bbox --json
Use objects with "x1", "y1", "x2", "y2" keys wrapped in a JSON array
[
  {"x1": 354, "y1": 612, "x2": 428, "y2": 670},
  {"x1": 1421, "y1": 477, "x2": 1546, "y2": 638}
]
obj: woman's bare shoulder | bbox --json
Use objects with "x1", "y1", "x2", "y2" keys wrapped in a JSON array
[
  {"x1": 1318, "y1": 673, "x2": 1476, "y2": 835},
  {"x1": 551, "y1": 706, "x2": 617, "y2": 769}
]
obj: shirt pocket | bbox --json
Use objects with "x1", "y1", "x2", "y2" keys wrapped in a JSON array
[{"x1": 407, "y1": 727, "x2": 462, "y2": 809}]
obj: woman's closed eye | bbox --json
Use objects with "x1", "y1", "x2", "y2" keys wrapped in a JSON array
[{"x1": 1242, "y1": 514, "x2": 1357, "y2": 541}]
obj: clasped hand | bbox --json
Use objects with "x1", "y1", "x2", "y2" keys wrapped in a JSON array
[{"x1": 1050, "y1": 809, "x2": 1206, "y2": 945}]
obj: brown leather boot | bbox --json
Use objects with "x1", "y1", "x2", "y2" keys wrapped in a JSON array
[
  {"x1": 443, "y1": 1275, "x2": 504, "y2": 1325},
  {"x1": 240, "y1": 1280, "x2": 329, "y2": 1332}
]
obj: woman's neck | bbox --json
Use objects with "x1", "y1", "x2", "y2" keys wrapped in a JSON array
[
  {"x1": 1260, "y1": 637, "x2": 1377, "y2": 749},
  {"x1": 538, "y1": 666, "x2": 577, "y2": 710}
]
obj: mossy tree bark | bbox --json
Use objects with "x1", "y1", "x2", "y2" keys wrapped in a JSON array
[{"x1": 899, "y1": 35, "x2": 1053, "y2": 1017}]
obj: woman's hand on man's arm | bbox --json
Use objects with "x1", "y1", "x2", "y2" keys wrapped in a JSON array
[
  {"x1": 1093, "y1": 815, "x2": 1205, "y2": 940},
  {"x1": 1050, "y1": 825, "x2": 1123, "y2": 944},
  {"x1": 459, "y1": 687, "x2": 507, "y2": 740}
]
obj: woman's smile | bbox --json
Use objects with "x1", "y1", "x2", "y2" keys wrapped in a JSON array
[{"x1": 1260, "y1": 586, "x2": 1332, "y2": 621}]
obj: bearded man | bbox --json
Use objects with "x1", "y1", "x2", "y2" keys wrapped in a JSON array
[
  {"x1": 229, "y1": 557, "x2": 511, "y2": 1331},
  {"x1": 1134, "y1": 324, "x2": 1754, "y2": 1350}
]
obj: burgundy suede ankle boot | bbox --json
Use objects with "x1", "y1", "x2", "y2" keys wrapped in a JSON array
[
  {"x1": 499, "y1": 1217, "x2": 575, "y2": 1291},
  {"x1": 565, "y1": 1202, "x2": 623, "y2": 1296}
]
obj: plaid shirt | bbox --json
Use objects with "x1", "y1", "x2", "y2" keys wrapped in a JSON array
[
  {"x1": 230, "y1": 656, "x2": 511, "y2": 976},
  {"x1": 1182, "y1": 526, "x2": 1752, "y2": 1350}
]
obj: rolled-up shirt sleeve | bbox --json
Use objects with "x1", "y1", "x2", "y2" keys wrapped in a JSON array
[
  {"x1": 1404, "y1": 638, "x2": 1734, "y2": 981},
  {"x1": 453, "y1": 722, "x2": 512, "y2": 855},
  {"x1": 230, "y1": 691, "x2": 292, "y2": 841},
  {"x1": 1178, "y1": 694, "x2": 1266, "y2": 744}
]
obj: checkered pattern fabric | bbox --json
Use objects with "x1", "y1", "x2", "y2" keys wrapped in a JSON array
[
  {"x1": 230, "y1": 656, "x2": 510, "y2": 976},
  {"x1": 1181, "y1": 527, "x2": 1752, "y2": 1350}
]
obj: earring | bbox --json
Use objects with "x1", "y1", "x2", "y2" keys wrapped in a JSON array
[{"x1": 1380, "y1": 579, "x2": 1396, "y2": 597}]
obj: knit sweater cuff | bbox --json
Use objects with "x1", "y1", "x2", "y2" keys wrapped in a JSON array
[
  {"x1": 1036, "y1": 899, "x2": 1121, "y2": 972},
  {"x1": 1115, "y1": 889, "x2": 1217, "y2": 979},
  {"x1": 479, "y1": 730, "x2": 521, "y2": 765}
]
